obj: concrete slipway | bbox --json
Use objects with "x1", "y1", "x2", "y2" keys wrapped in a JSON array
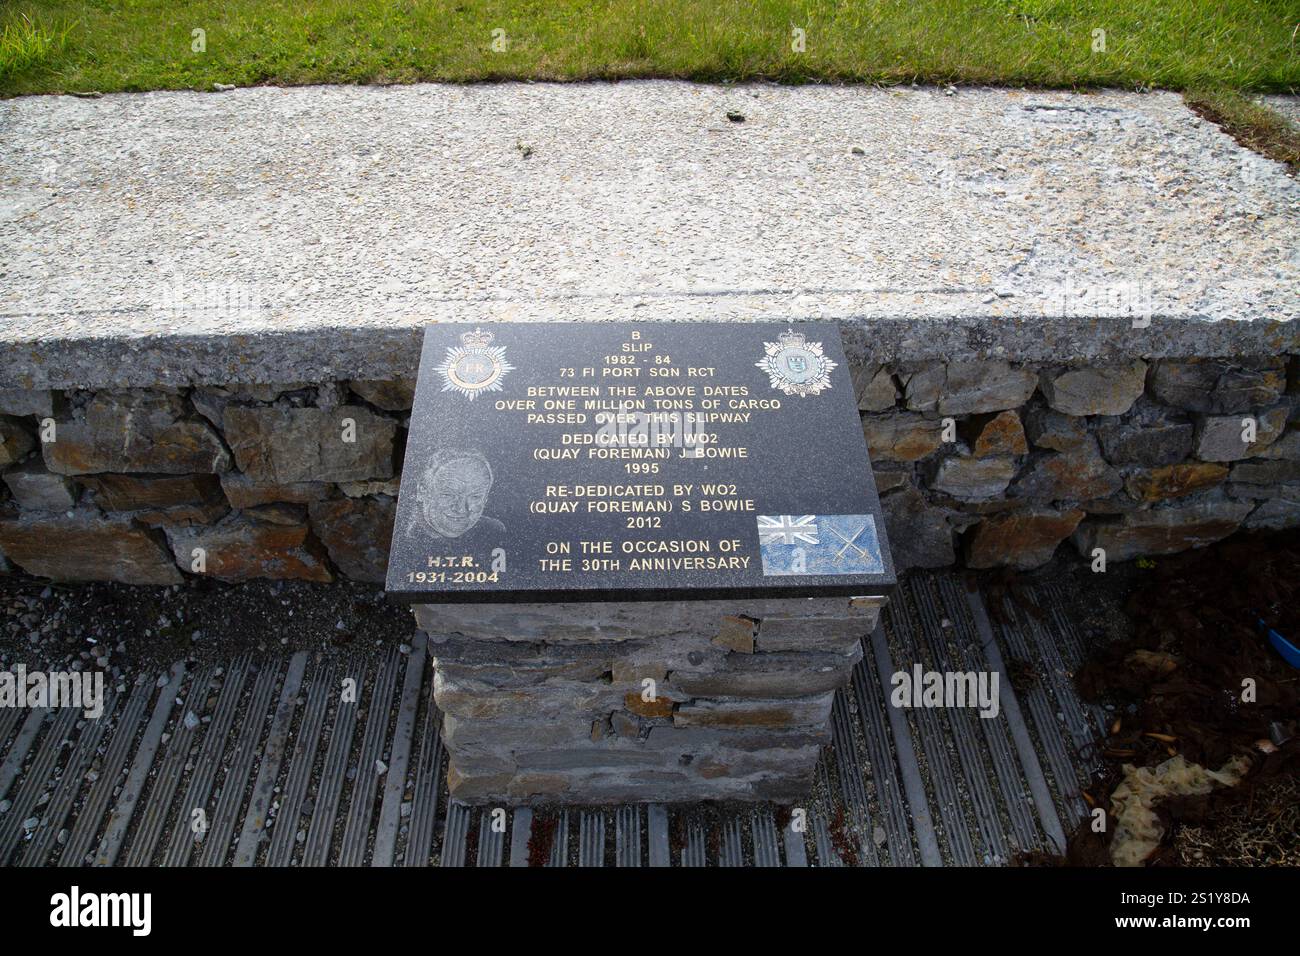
[{"x1": 0, "y1": 82, "x2": 1297, "y2": 390}]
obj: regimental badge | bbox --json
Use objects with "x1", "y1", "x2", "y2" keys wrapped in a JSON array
[
  {"x1": 434, "y1": 328, "x2": 515, "y2": 400},
  {"x1": 755, "y1": 328, "x2": 836, "y2": 397}
]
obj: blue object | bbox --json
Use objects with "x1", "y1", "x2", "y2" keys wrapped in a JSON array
[
  {"x1": 758, "y1": 514, "x2": 885, "y2": 576},
  {"x1": 1259, "y1": 618, "x2": 1300, "y2": 670}
]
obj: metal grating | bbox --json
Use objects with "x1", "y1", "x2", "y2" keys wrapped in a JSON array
[{"x1": 1, "y1": 573, "x2": 1105, "y2": 867}]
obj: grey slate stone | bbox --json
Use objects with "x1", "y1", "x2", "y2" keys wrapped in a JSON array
[
  {"x1": 882, "y1": 485, "x2": 957, "y2": 569},
  {"x1": 0, "y1": 389, "x2": 55, "y2": 418},
  {"x1": 1024, "y1": 406, "x2": 1090, "y2": 452},
  {"x1": 1014, "y1": 438, "x2": 1122, "y2": 503},
  {"x1": 668, "y1": 647, "x2": 861, "y2": 698},
  {"x1": 0, "y1": 416, "x2": 36, "y2": 468},
  {"x1": 1245, "y1": 497, "x2": 1300, "y2": 530},
  {"x1": 928, "y1": 454, "x2": 1018, "y2": 500},
  {"x1": 904, "y1": 360, "x2": 1038, "y2": 415},
  {"x1": 1097, "y1": 414, "x2": 1193, "y2": 467},
  {"x1": 0, "y1": 509, "x2": 182, "y2": 584},
  {"x1": 223, "y1": 404, "x2": 395, "y2": 483},
  {"x1": 219, "y1": 473, "x2": 331, "y2": 508},
  {"x1": 861, "y1": 410, "x2": 945, "y2": 462},
  {"x1": 1229, "y1": 459, "x2": 1300, "y2": 486},
  {"x1": 2, "y1": 457, "x2": 78, "y2": 511},
  {"x1": 307, "y1": 495, "x2": 396, "y2": 583},
  {"x1": 1194, "y1": 404, "x2": 1289, "y2": 462},
  {"x1": 1039, "y1": 360, "x2": 1147, "y2": 416},
  {"x1": 42, "y1": 392, "x2": 229, "y2": 476},
  {"x1": 348, "y1": 380, "x2": 415, "y2": 412},
  {"x1": 852, "y1": 365, "x2": 900, "y2": 411},
  {"x1": 1072, "y1": 498, "x2": 1253, "y2": 561},
  {"x1": 1148, "y1": 357, "x2": 1287, "y2": 413}
]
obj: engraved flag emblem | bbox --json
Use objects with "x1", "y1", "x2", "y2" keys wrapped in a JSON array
[
  {"x1": 757, "y1": 514, "x2": 820, "y2": 546},
  {"x1": 758, "y1": 514, "x2": 884, "y2": 576}
]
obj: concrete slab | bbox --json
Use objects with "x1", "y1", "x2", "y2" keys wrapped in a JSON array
[
  {"x1": 1263, "y1": 95, "x2": 1300, "y2": 130},
  {"x1": 1, "y1": 82, "x2": 1297, "y2": 388}
]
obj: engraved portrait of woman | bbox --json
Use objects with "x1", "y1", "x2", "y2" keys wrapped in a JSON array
[{"x1": 414, "y1": 448, "x2": 506, "y2": 547}]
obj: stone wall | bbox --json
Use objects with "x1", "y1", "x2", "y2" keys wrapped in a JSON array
[
  {"x1": 0, "y1": 382, "x2": 412, "y2": 583},
  {"x1": 857, "y1": 356, "x2": 1299, "y2": 571},
  {"x1": 0, "y1": 354, "x2": 1295, "y2": 584},
  {"x1": 412, "y1": 597, "x2": 882, "y2": 804}
]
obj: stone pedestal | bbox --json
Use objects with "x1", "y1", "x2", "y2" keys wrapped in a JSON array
[{"x1": 413, "y1": 596, "x2": 884, "y2": 805}]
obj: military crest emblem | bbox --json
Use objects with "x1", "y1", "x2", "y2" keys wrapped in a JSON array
[
  {"x1": 755, "y1": 329, "x2": 836, "y2": 397},
  {"x1": 434, "y1": 328, "x2": 515, "y2": 399}
]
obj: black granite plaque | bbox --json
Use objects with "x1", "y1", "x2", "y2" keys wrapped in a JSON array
[{"x1": 386, "y1": 322, "x2": 895, "y2": 603}]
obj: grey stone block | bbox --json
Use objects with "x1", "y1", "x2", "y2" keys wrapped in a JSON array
[
  {"x1": 1260, "y1": 429, "x2": 1300, "y2": 460},
  {"x1": 219, "y1": 473, "x2": 330, "y2": 508},
  {"x1": 164, "y1": 515, "x2": 332, "y2": 583},
  {"x1": 1072, "y1": 498, "x2": 1253, "y2": 561},
  {"x1": 861, "y1": 411, "x2": 944, "y2": 462},
  {"x1": 882, "y1": 485, "x2": 957, "y2": 569},
  {"x1": 1193, "y1": 404, "x2": 1289, "y2": 462},
  {"x1": 307, "y1": 495, "x2": 395, "y2": 583},
  {"x1": 1148, "y1": 358, "x2": 1287, "y2": 413},
  {"x1": 1245, "y1": 497, "x2": 1300, "y2": 530},
  {"x1": 77, "y1": 473, "x2": 222, "y2": 511},
  {"x1": 1014, "y1": 438, "x2": 1122, "y2": 503},
  {"x1": 673, "y1": 693, "x2": 836, "y2": 729},
  {"x1": 347, "y1": 380, "x2": 415, "y2": 411},
  {"x1": 0, "y1": 388, "x2": 55, "y2": 418},
  {"x1": 928, "y1": 454, "x2": 1017, "y2": 499},
  {"x1": 851, "y1": 365, "x2": 899, "y2": 411},
  {"x1": 43, "y1": 392, "x2": 229, "y2": 476},
  {"x1": 904, "y1": 360, "x2": 1038, "y2": 415},
  {"x1": 223, "y1": 404, "x2": 395, "y2": 483},
  {"x1": 1040, "y1": 360, "x2": 1147, "y2": 416},
  {"x1": 0, "y1": 509, "x2": 182, "y2": 584},
  {"x1": 753, "y1": 615, "x2": 873, "y2": 654},
  {"x1": 3, "y1": 458, "x2": 78, "y2": 511},
  {"x1": 0, "y1": 416, "x2": 36, "y2": 468},
  {"x1": 1024, "y1": 405, "x2": 1090, "y2": 452},
  {"x1": 1097, "y1": 409, "x2": 1193, "y2": 467},
  {"x1": 413, "y1": 595, "x2": 880, "y2": 644},
  {"x1": 1229, "y1": 459, "x2": 1300, "y2": 486},
  {"x1": 669, "y1": 646, "x2": 861, "y2": 699}
]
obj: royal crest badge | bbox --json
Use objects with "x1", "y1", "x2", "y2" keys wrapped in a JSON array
[
  {"x1": 755, "y1": 329, "x2": 836, "y2": 397},
  {"x1": 434, "y1": 328, "x2": 515, "y2": 399}
]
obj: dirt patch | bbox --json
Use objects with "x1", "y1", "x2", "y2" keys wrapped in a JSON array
[
  {"x1": 1067, "y1": 529, "x2": 1300, "y2": 866},
  {"x1": 1185, "y1": 89, "x2": 1300, "y2": 174},
  {"x1": 1174, "y1": 774, "x2": 1300, "y2": 867},
  {"x1": 0, "y1": 573, "x2": 413, "y2": 680}
]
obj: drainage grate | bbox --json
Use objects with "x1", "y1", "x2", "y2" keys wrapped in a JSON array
[{"x1": 1, "y1": 572, "x2": 1104, "y2": 867}]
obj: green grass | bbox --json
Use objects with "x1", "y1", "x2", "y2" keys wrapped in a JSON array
[
  {"x1": 0, "y1": 11, "x2": 70, "y2": 82},
  {"x1": 0, "y1": 1, "x2": 1297, "y2": 96},
  {"x1": 1186, "y1": 86, "x2": 1300, "y2": 170}
]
